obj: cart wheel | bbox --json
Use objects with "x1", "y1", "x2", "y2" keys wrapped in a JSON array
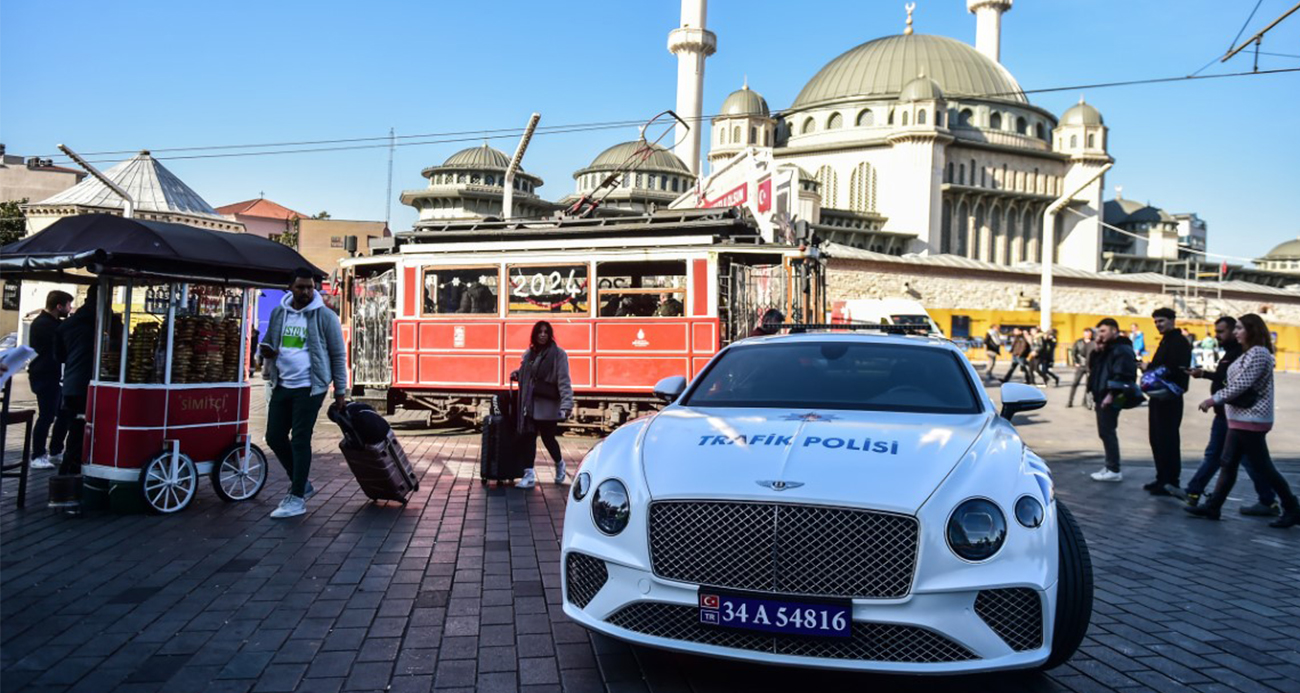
[
  {"x1": 211, "y1": 443, "x2": 268, "y2": 502},
  {"x1": 139, "y1": 450, "x2": 198, "y2": 514}
]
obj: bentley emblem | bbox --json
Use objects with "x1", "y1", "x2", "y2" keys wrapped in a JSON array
[
  {"x1": 757, "y1": 480, "x2": 805, "y2": 492},
  {"x1": 780, "y1": 412, "x2": 838, "y2": 422}
]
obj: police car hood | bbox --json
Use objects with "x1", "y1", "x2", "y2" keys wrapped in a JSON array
[{"x1": 640, "y1": 406, "x2": 990, "y2": 514}]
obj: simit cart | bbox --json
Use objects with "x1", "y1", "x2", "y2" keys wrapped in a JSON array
[{"x1": 0, "y1": 214, "x2": 323, "y2": 513}]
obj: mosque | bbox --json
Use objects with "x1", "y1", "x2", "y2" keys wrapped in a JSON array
[{"x1": 404, "y1": 0, "x2": 1114, "y2": 274}]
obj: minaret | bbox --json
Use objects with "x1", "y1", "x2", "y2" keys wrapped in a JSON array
[
  {"x1": 667, "y1": 0, "x2": 716, "y2": 177},
  {"x1": 967, "y1": 0, "x2": 1012, "y2": 62}
]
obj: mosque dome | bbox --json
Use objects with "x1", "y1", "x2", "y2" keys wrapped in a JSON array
[
  {"x1": 1264, "y1": 237, "x2": 1300, "y2": 260},
  {"x1": 440, "y1": 143, "x2": 513, "y2": 170},
  {"x1": 579, "y1": 141, "x2": 692, "y2": 175},
  {"x1": 790, "y1": 34, "x2": 1026, "y2": 109},
  {"x1": 719, "y1": 84, "x2": 771, "y2": 117},
  {"x1": 1061, "y1": 99, "x2": 1104, "y2": 126},
  {"x1": 899, "y1": 74, "x2": 944, "y2": 102}
]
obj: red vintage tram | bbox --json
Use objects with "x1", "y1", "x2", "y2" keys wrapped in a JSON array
[{"x1": 339, "y1": 208, "x2": 824, "y2": 430}]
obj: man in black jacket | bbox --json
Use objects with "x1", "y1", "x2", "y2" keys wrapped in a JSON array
[
  {"x1": 55, "y1": 285, "x2": 98, "y2": 476},
  {"x1": 1144, "y1": 307, "x2": 1193, "y2": 496},
  {"x1": 27, "y1": 290, "x2": 74, "y2": 469},
  {"x1": 1067, "y1": 328, "x2": 1096, "y2": 408},
  {"x1": 1087, "y1": 318, "x2": 1137, "y2": 482},
  {"x1": 1178, "y1": 316, "x2": 1277, "y2": 514}
]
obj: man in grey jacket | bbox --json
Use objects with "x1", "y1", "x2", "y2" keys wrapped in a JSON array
[{"x1": 258, "y1": 268, "x2": 348, "y2": 518}]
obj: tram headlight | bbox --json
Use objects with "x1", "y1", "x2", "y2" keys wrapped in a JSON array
[{"x1": 591, "y1": 479, "x2": 631, "y2": 535}]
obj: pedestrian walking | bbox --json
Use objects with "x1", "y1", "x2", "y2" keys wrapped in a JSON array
[
  {"x1": 27, "y1": 290, "x2": 73, "y2": 470},
  {"x1": 1130, "y1": 322, "x2": 1147, "y2": 361},
  {"x1": 1067, "y1": 328, "x2": 1095, "y2": 408},
  {"x1": 1000, "y1": 328, "x2": 1035, "y2": 385},
  {"x1": 1144, "y1": 308, "x2": 1192, "y2": 496},
  {"x1": 1037, "y1": 328, "x2": 1061, "y2": 387},
  {"x1": 259, "y1": 268, "x2": 349, "y2": 519},
  {"x1": 55, "y1": 285, "x2": 98, "y2": 477},
  {"x1": 1088, "y1": 318, "x2": 1137, "y2": 482},
  {"x1": 511, "y1": 320, "x2": 574, "y2": 489},
  {"x1": 1186, "y1": 314, "x2": 1300, "y2": 528},
  {"x1": 750, "y1": 309, "x2": 784, "y2": 337},
  {"x1": 983, "y1": 323, "x2": 1002, "y2": 382},
  {"x1": 1178, "y1": 317, "x2": 1277, "y2": 514}
]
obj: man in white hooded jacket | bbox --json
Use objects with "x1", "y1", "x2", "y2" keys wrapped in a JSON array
[{"x1": 258, "y1": 268, "x2": 348, "y2": 518}]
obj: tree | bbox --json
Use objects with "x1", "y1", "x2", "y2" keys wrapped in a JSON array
[
  {"x1": 0, "y1": 198, "x2": 29, "y2": 246},
  {"x1": 312, "y1": 211, "x2": 331, "y2": 220}
]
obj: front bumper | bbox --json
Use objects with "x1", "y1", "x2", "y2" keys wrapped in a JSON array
[{"x1": 562, "y1": 552, "x2": 1053, "y2": 674}]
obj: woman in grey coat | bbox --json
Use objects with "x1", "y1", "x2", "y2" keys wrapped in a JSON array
[{"x1": 511, "y1": 321, "x2": 574, "y2": 488}]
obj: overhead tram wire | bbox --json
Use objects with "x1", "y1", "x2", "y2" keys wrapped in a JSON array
[{"x1": 38, "y1": 66, "x2": 1300, "y2": 167}]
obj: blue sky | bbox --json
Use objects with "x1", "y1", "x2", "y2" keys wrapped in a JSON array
[{"x1": 3, "y1": 0, "x2": 1298, "y2": 261}]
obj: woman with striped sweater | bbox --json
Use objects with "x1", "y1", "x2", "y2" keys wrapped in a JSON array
[{"x1": 1186, "y1": 314, "x2": 1299, "y2": 528}]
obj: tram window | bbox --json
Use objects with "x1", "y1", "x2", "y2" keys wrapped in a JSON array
[
  {"x1": 422, "y1": 266, "x2": 499, "y2": 315},
  {"x1": 595, "y1": 260, "x2": 687, "y2": 317},
  {"x1": 506, "y1": 263, "x2": 589, "y2": 314}
]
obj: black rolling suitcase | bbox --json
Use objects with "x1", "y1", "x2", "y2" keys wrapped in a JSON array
[
  {"x1": 480, "y1": 386, "x2": 527, "y2": 485},
  {"x1": 328, "y1": 402, "x2": 419, "y2": 504}
]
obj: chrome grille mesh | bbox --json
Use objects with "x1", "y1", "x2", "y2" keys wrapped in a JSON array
[
  {"x1": 975, "y1": 588, "x2": 1043, "y2": 652},
  {"x1": 565, "y1": 552, "x2": 608, "y2": 609},
  {"x1": 607, "y1": 602, "x2": 975, "y2": 663},
  {"x1": 648, "y1": 501, "x2": 918, "y2": 599}
]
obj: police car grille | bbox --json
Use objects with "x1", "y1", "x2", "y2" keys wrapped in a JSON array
[
  {"x1": 648, "y1": 501, "x2": 918, "y2": 599},
  {"x1": 975, "y1": 588, "x2": 1044, "y2": 652},
  {"x1": 606, "y1": 603, "x2": 975, "y2": 663},
  {"x1": 565, "y1": 552, "x2": 608, "y2": 609}
]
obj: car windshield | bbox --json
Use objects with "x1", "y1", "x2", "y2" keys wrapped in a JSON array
[{"x1": 683, "y1": 341, "x2": 982, "y2": 414}]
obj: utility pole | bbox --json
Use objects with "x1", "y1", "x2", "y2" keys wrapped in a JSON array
[{"x1": 385, "y1": 128, "x2": 395, "y2": 226}]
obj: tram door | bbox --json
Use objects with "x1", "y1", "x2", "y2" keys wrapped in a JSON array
[
  {"x1": 352, "y1": 269, "x2": 395, "y2": 389},
  {"x1": 720, "y1": 256, "x2": 825, "y2": 343}
]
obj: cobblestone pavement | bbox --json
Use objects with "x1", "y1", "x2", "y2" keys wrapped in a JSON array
[{"x1": 2, "y1": 372, "x2": 1299, "y2": 693}]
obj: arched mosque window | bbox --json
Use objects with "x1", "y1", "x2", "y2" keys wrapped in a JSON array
[
  {"x1": 802, "y1": 117, "x2": 815, "y2": 134},
  {"x1": 1087, "y1": 134, "x2": 1096, "y2": 148},
  {"x1": 959, "y1": 109, "x2": 973, "y2": 127},
  {"x1": 990, "y1": 112, "x2": 1002, "y2": 130},
  {"x1": 901, "y1": 111, "x2": 909, "y2": 126},
  {"x1": 1070, "y1": 135, "x2": 1078, "y2": 148},
  {"x1": 917, "y1": 109, "x2": 927, "y2": 125},
  {"x1": 857, "y1": 109, "x2": 874, "y2": 126},
  {"x1": 828, "y1": 112, "x2": 843, "y2": 129},
  {"x1": 1016, "y1": 117, "x2": 1027, "y2": 135}
]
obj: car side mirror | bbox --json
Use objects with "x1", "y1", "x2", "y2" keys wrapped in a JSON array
[
  {"x1": 1000, "y1": 382, "x2": 1047, "y2": 421},
  {"x1": 653, "y1": 375, "x2": 687, "y2": 403}
]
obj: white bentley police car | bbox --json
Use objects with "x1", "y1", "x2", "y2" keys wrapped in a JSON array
[{"x1": 561, "y1": 332, "x2": 1092, "y2": 673}]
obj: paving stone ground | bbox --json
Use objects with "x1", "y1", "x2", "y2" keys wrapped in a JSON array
[{"x1": 2, "y1": 370, "x2": 1298, "y2": 693}]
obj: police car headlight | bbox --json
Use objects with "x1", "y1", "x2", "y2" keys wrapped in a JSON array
[
  {"x1": 1015, "y1": 495, "x2": 1044, "y2": 528},
  {"x1": 947, "y1": 498, "x2": 1007, "y2": 562},
  {"x1": 591, "y1": 479, "x2": 630, "y2": 535},
  {"x1": 572, "y1": 472, "x2": 592, "y2": 502}
]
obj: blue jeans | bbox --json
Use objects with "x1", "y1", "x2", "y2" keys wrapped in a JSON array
[{"x1": 1186, "y1": 413, "x2": 1275, "y2": 504}]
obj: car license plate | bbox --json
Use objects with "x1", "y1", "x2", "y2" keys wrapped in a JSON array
[{"x1": 698, "y1": 591, "x2": 852, "y2": 638}]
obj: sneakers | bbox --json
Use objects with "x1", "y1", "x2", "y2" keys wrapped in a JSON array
[
  {"x1": 555, "y1": 461, "x2": 567, "y2": 485},
  {"x1": 270, "y1": 495, "x2": 306, "y2": 519},
  {"x1": 1240, "y1": 502, "x2": 1281, "y2": 517},
  {"x1": 1186, "y1": 492, "x2": 1201, "y2": 507},
  {"x1": 1091, "y1": 469, "x2": 1123, "y2": 482},
  {"x1": 1184, "y1": 505, "x2": 1221, "y2": 521},
  {"x1": 1268, "y1": 512, "x2": 1299, "y2": 529},
  {"x1": 1164, "y1": 485, "x2": 1188, "y2": 501},
  {"x1": 49, "y1": 453, "x2": 64, "y2": 464},
  {"x1": 517, "y1": 468, "x2": 537, "y2": 489},
  {"x1": 304, "y1": 481, "x2": 317, "y2": 500},
  {"x1": 1142, "y1": 480, "x2": 1162, "y2": 493},
  {"x1": 30, "y1": 455, "x2": 57, "y2": 470}
]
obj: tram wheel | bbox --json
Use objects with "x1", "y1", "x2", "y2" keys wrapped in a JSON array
[
  {"x1": 212, "y1": 443, "x2": 269, "y2": 502},
  {"x1": 139, "y1": 449, "x2": 198, "y2": 514}
]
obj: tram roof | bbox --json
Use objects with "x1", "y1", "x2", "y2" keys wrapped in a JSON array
[{"x1": 373, "y1": 207, "x2": 772, "y2": 253}]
